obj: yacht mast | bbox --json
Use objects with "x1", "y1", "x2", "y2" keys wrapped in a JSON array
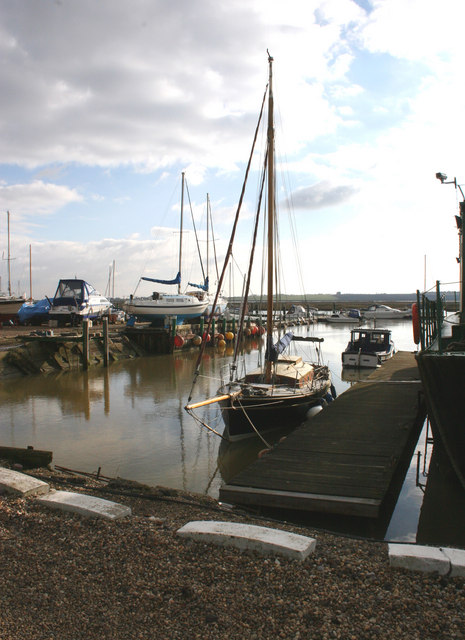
[
  {"x1": 265, "y1": 53, "x2": 274, "y2": 382},
  {"x1": 178, "y1": 172, "x2": 185, "y2": 295},
  {"x1": 7, "y1": 210, "x2": 12, "y2": 296}
]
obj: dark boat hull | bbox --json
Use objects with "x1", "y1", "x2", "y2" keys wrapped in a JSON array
[
  {"x1": 219, "y1": 389, "x2": 329, "y2": 440},
  {"x1": 415, "y1": 351, "x2": 465, "y2": 491}
]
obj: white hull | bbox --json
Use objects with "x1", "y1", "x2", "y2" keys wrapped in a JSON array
[
  {"x1": 123, "y1": 295, "x2": 208, "y2": 322},
  {"x1": 0, "y1": 297, "x2": 25, "y2": 316},
  {"x1": 362, "y1": 305, "x2": 411, "y2": 320},
  {"x1": 342, "y1": 350, "x2": 393, "y2": 368},
  {"x1": 324, "y1": 315, "x2": 361, "y2": 324},
  {"x1": 50, "y1": 299, "x2": 112, "y2": 320}
]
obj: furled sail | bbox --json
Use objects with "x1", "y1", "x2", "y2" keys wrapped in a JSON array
[
  {"x1": 187, "y1": 276, "x2": 209, "y2": 292},
  {"x1": 141, "y1": 272, "x2": 181, "y2": 286}
]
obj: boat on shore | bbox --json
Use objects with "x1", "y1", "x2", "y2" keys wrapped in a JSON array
[
  {"x1": 342, "y1": 327, "x2": 395, "y2": 368},
  {"x1": 1, "y1": 211, "x2": 25, "y2": 323},
  {"x1": 49, "y1": 279, "x2": 111, "y2": 325},
  {"x1": 123, "y1": 173, "x2": 209, "y2": 325},
  {"x1": 415, "y1": 173, "x2": 465, "y2": 493},
  {"x1": 185, "y1": 54, "x2": 333, "y2": 441}
]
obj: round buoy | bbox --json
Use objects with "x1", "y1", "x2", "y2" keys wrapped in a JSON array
[
  {"x1": 217, "y1": 339, "x2": 226, "y2": 350},
  {"x1": 307, "y1": 404, "x2": 323, "y2": 419},
  {"x1": 244, "y1": 327, "x2": 251, "y2": 336},
  {"x1": 192, "y1": 335, "x2": 202, "y2": 346},
  {"x1": 202, "y1": 332, "x2": 211, "y2": 343},
  {"x1": 225, "y1": 331, "x2": 234, "y2": 341},
  {"x1": 412, "y1": 302, "x2": 420, "y2": 345},
  {"x1": 250, "y1": 324, "x2": 258, "y2": 335},
  {"x1": 259, "y1": 326, "x2": 266, "y2": 335},
  {"x1": 215, "y1": 333, "x2": 224, "y2": 342},
  {"x1": 174, "y1": 334, "x2": 184, "y2": 348}
]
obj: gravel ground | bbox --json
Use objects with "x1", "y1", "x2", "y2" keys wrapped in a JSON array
[{"x1": 0, "y1": 469, "x2": 464, "y2": 640}]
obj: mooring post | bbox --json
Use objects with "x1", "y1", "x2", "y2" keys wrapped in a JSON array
[
  {"x1": 103, "y1": 317, "x2": 109, "y2": 367},
  {"x1": 200, "y1": 317, "x2": 204, "y2": 335},
  {"x1": 82, "y1": 319, "x2": 89, "y2": 370},
  {"x1": 212, "y1": 318, "x2": 216, "y2": 338},
  {"x1": 171, "y1": 317, "x2": 177, "y2": 337}
]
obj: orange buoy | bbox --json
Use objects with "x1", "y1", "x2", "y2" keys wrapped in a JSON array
[
  {"x1": 412, "y1": 302, "x2": 420, "y2": 345},
  {"x1": 217, "y1": 339, "x2": 226, "y2": 350},
  {"x1": 225, "y1": 331, "x2": 234, "y2": 341},
  {"x1": 215, "y1": 333, "x2": 224, "y2": 341},
  {"x1": 174, "y1": 334, "x2": 185, "y2": 348}
]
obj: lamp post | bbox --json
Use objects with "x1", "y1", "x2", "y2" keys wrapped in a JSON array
[{"x1": 436, "y1": 173, "x2": 465, "y2": 318}]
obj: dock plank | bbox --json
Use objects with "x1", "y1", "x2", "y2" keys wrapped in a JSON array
[{"x1": 220, "y1": 351, "x2": 426, "y2": 518}]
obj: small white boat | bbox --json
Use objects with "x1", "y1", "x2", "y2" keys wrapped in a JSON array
[
  {"x1": 362, "y1": 304, "x2": 411, "y2": 319},
  {"x1": 342, "y1": 327, "x2": 395, "y2": 368},
  {"x1": 49, "y1": 279, "x2": 112, "y2": 325},
  {"x1": 323, "y1": 309, "x2": 361, "y2": 324},
  {"x1": 0, "y1": 293, "x2": 25, "y2": 320}
]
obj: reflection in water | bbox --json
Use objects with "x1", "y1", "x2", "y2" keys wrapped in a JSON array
[
  {"x1": 417, "y1": 441, "x2": 465, "y2": 549},
  {"x1": 4, "y1": 319, "x2": 460, "y2": 545}
]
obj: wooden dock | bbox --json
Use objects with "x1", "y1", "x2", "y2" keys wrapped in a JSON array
[{"x1": 219, "y1": 351, "x2": 426, "y2": 518}]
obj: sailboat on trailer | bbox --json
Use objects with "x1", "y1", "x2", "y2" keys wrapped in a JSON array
[
  {"x1": 185, "y1": 54, "x2": 333, "y2": 440},
  {"x1": 123, "y1": 172, "x2": 209, "y2": 325}
]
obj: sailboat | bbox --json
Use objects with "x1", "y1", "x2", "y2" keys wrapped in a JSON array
[
  {"x1": 123, "y1": 172, "x2": 210, "y2": 325},
  {"x1": 185, "y1": 54, "x2": 333, "y2": 440},
  {"x1": 204, "y1": 194, "x2": 228, "y2": 317},
  {"x1": 0, "y1": 211, "x2": 26, "y2": 322}
]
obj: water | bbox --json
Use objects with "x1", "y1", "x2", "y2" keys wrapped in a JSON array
[{"x1": 2, "y1": 318, "x2": 464, "y2": 546}]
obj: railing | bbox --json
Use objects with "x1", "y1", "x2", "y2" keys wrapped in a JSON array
[{"x1": 416, "y1": 281, "x2": 446, "y2": 352}]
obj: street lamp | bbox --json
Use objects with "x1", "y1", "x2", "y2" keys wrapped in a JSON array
[{"x1": 436, "y1": 172, "x2": 465, "y2": 315}]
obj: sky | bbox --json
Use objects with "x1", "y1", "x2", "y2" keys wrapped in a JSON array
[{"x1": 1, "y1": 0, "x2": 465, "y2": 300}]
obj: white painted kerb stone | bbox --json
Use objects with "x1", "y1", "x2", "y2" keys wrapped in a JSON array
[
  {"x1": 0, "y1": 467, "x2": 50, "y2": 497},
  {"x1": 441, "y1": 547, "x2": 465, "y2": 578},
  {"x1": 177, "y1": 521, "x2": 316, "y2": 560},
  {"x1": 37, "y1": 490, "x2": 131, "y2": 520},
  {"x1": 389, "y1": 543, "x2": 450, "y2": 575}
]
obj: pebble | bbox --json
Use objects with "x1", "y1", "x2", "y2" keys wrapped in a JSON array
[{"x1": 0, "y1": 469, "x2": 464, "y2": 639}]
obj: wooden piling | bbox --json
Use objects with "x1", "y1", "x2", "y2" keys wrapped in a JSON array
[
  {"x1": 82, "y1": 319, "x2": 89, "y2": 370},
  {"x1": 102, "y1": 317, "x2": 109, "y2": 367}
]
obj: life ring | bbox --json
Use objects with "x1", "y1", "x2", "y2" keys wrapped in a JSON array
[{"x1": 412, "y1": 302, "x2": 420, "y2": 345}]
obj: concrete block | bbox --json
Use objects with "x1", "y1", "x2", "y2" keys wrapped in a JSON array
[
  {"x1": 177, "y1": 520, "x2": 316, "y2": 561},
  {"x1": 0, "y1": 467, "x2": 50, "y2": 497},
  {"x1": 37, "y1": 490, "x2": 131, "y2": 520},
  {"x1": 441, "y1": 547, "x2": 465, "y2": 578},
  {"x1": 388, "y1": 543, "x2": 449, "y2": 575}
]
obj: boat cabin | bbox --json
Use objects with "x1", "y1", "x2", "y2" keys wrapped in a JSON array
[
  {"x1": 244, "y1": 355, "x2": 315, "y2": 389},
  {"x1": 347, "y1": 329, "x2": 392, "y2": 353}
]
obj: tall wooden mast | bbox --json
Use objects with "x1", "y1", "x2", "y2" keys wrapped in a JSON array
[{"x1": 265, "y1": 53, "x2": 275, "y2": 382}]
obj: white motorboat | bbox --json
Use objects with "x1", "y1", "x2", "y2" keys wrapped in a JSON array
[
  {"x1": 49, "y1": 279, "x2": 112, "y2": 325},
  {"x1": 362, "y1": 304, "x2": 411, "y2": 319},
  {"x1": 342, "y1": 327, "x2": 395, "y2": 368}
]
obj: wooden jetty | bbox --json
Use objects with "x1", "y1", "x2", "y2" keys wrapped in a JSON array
[{"x1": 219, "y1": 351, "x2": 426, "y2": 518}]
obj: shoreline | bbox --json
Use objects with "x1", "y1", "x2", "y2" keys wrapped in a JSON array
[{"x1": 1, "y1": 467, "x2": 464, "y2": 639}]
